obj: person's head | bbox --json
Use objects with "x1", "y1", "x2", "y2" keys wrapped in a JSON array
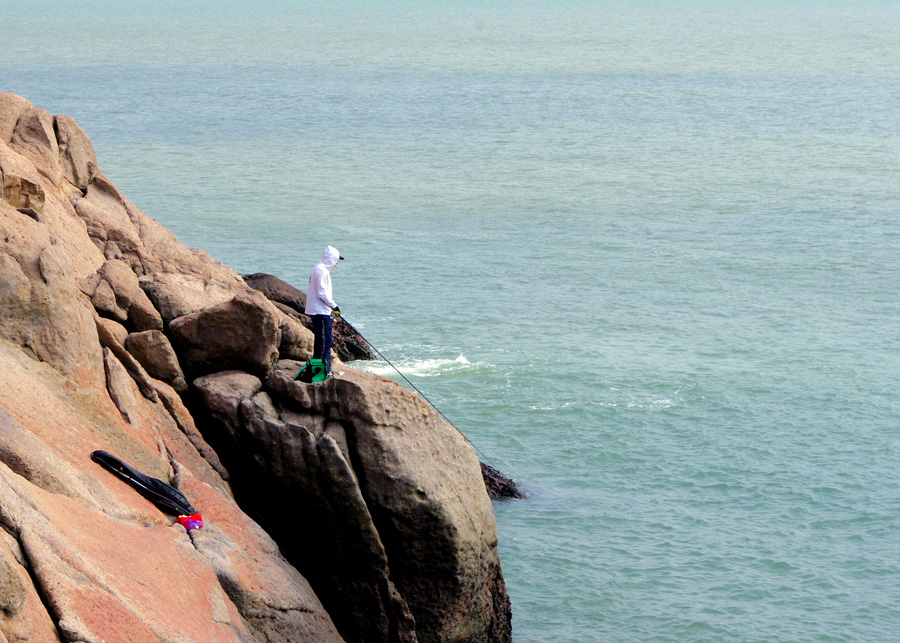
[{"x1": 322, "y1": 245, "x2": 344, "y2": 270}]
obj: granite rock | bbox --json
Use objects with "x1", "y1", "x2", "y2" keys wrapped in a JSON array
[
  {"x1": 0, "y1": 94, "x2": 511, "y2": 643},
  {"x1": 169, "y1": 291, "x2": 281, "y2": 380},
  {"x1": 125, "y1": 329, "x2": 187, "y2": 391}
]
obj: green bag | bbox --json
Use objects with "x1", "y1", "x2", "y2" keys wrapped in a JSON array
[{"x1": 295, "y1": 358, "x2": 328, "y2": 383}]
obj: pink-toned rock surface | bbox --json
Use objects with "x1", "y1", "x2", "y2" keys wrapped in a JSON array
[
  {"x1": 0, "y1": 93, "x2": 510, "y2": 643},
  {"x1": 180, "y1": 468, "x2": 343, "y2": 643},
  {"x1": 0, "y1": 93, "x2": 346, "y2": 642},
  {"x1": 0, "y1": 466, "x2": 254, "y2": 642},
  {"x1": 0, "y1": 528, "x2": 62, "y2": 642}
]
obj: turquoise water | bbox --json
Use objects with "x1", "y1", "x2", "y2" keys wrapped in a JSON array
[{"x1": 3, "y1": 2, "x2": 900, "y2": 640}]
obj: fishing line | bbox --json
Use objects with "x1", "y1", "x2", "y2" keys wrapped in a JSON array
[{"x1": 338, "y1": 316, "x2": 515, "y2": 486}]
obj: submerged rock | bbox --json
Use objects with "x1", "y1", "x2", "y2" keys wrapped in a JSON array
[{"x1": 481, "y1": 462, "x2": 525, "y2": 500}]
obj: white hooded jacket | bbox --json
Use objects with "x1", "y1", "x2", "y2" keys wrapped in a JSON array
[{"x1": 305, "y1": 246, "x2": 341, "y2": 315}]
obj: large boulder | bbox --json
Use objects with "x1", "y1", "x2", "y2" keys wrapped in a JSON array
[
  {"x1": 193, "y1": 365, "x2": 511, "y2": 643},
  {"x1": 140, "y1": 271, "x2": 242, "y2": 324},
  {"x1": 317, "y1": 371, "x2": 510, "y2": 643},
  {"x1": 194, "y1": 371, "x2": 417, "y2": 643},
  {"x1": 169, "y1": 291, "x2": 281, "y2": 380}
]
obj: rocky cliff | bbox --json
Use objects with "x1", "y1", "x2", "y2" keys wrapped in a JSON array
[{"x1": 0, "y1": 93, "x2": 511, "y2": 643}]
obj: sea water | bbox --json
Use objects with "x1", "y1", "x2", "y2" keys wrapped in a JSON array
[{"x1": 2, "y1": 1, "x2": 899, "y2": 640}]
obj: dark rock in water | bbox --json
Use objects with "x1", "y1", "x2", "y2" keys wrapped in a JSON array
[
  {"x1": 481, "y1": 462, "x2": 525, "y2": 500},
  {"x1": 243, "y1": 272, "x2": 375, "y2": 362}
]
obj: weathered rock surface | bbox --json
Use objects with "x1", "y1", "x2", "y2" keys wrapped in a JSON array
[
  {"x1": 169, "y1": 290, "x2": 282, "y2": 380},
  {"x1": 0, "y1": 93, "x2": 511, "y2": 643},
  {"x1": 0, "y1": 462, "x2": 256, "y2": 643},
  {"x1": 54, "y1": 113, "x2": 98, "y2": 190},
  {"x1": 0, "y1": 525, "x2": 62, "y2": 642},
  {"x1": 126, "y1": 329, "x2": 188, "y2": 391},
  {"x1": 192, "y1": 365, "x2": 511, "y2": 643}
]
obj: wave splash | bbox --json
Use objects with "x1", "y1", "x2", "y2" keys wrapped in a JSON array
[{"x1": 352, "y1": 354, "x2": 472, "y2": 378}]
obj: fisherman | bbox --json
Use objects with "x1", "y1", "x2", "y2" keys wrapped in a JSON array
[{"x1": 305, "y1": 245, "x2": 343, "y2": 374}]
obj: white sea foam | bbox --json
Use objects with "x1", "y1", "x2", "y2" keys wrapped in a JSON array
[{"x1": 353, "y1": 354, "x2": 472, "y2": 378}]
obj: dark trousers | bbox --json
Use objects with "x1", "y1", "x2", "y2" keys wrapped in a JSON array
[{"x1": 311, "y1": 314, "x2": 334, "y2": 371}]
